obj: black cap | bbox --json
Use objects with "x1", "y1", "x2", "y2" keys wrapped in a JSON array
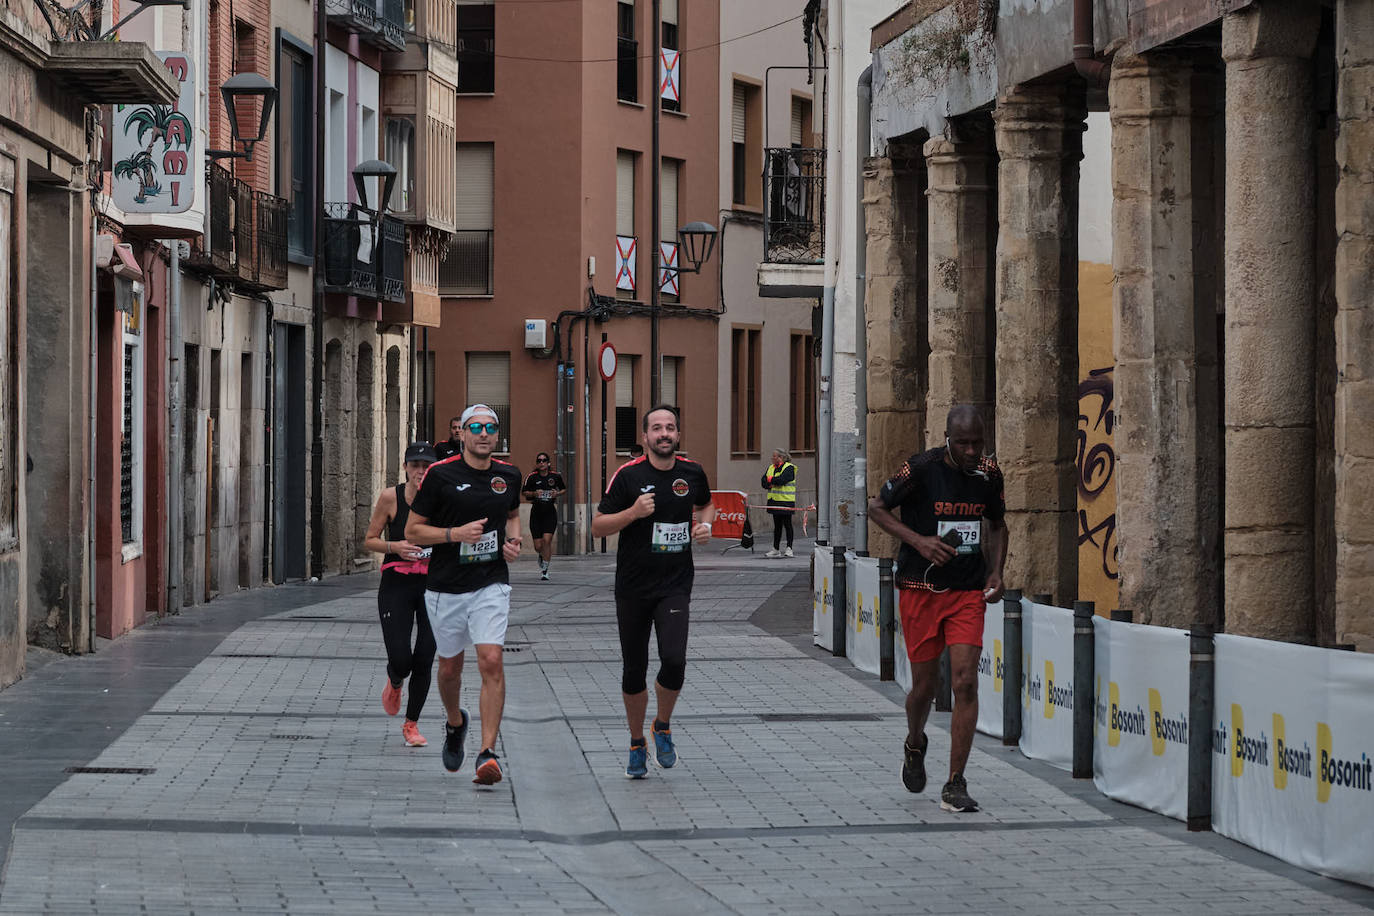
[{"x1": 404, "y1": 441, "x2": 438, "y2": 464}]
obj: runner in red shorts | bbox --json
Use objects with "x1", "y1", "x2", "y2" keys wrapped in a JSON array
[{"x1": 868, "y1": 405, "x2": 1007, "y2": 812}]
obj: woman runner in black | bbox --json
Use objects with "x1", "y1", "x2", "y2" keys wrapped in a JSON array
[
  {"x1": 592, "y1": 405, "x2": 715, "y2": 778},
  {"x1": 363, "y1": 441, "x2": 439, "y2": 747}
]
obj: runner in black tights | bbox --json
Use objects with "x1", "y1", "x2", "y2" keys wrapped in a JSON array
[{"x1": 364, "y1": 442, "x2": 439, "y2": 747}]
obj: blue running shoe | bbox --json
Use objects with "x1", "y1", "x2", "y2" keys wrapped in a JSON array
[
  {"x1": 651, "y1": 720, "x2": 677, "y2": 769},
  {"x1": 626, "y1": 740, "x2": 648, "y2": 779}
]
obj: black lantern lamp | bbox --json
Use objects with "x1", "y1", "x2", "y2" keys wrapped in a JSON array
[
  {"x1": 207, "y1": 73, "x2": 277, "y2": 161},
  {"x1": 352, "y1": 159, "x2": 398, "y2": 222},
  {"x1": 676, "y1": 220, "x2": 719, "y2": 274}
]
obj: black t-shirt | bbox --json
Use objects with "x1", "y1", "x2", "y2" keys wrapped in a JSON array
[
  {"x1": 410, "y1": 456, "x2": 523, "y2": 594},
  {"x1": 523, "y1": 471, "x2": 566, "y2": 510},
  {"x1": 598, "y1": 456, "x2": 713, "y2": 599},
  {"x1": 434, "y1": 439, "x2": 461, "y2": 460},
  {"x1": 878, "y1": 447, "x2": 1005, "y2": 592}
]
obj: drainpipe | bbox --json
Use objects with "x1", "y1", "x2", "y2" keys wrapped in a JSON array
[
  {"x1": 88, "y1": 208, "x2": 99, "y2": 652},
  {"x1": 818, "y1": 0, "x2": 843, "y2": 545},
  {"x1": 1073, "y1": 0, "x2": 1109, "y2": 86},
  {"x1": 854, "y1": 65, "x2": 871, "y2": 555},
  {"x1": 167, "y1": 240, "x2": 183, "y2": 613}
]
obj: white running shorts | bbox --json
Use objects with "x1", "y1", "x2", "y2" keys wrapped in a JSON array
[{"x1": 424, "y1": 583, "x2": 511, "y2": 658}]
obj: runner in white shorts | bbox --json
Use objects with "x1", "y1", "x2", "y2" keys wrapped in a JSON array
[{"x1": 406, "y1": 403, "x2": 523, "y2": 785}]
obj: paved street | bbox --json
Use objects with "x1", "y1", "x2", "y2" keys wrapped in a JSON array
[{"x1": 2, "y1": 549, "x2": 1372, "y2": 915}]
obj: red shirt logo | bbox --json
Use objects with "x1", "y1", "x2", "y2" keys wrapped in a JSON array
[
  {"x1": 491, "y1": 477, "x2": 508, "y2": 494},
  {"x1": 672, "y1": 478, "x2": 690, "y2": 497}
]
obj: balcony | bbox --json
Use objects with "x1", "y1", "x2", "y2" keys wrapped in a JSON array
[
  {"x1": 759, "y1": 147, "x2": 825, "y2": 299},
  {"x1": 322, "y1": 202, "x2": 406, "y2": 303},
  {"x1": 184, "y1": 167, "x2": 289, "y2": 291},
  {"x1": 437, "y1": 229, "x2": 493, "y2": 296},
  {"x1": 326, "y1": 0, "x2": 405, "y2": 50}
]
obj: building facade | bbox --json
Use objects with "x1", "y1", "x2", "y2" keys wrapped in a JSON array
[
  {"x1": 427, "y1": 0, "x2": 722, "y2": 548},
  {"x1": 858, "y1": 0, "x2": 1373, "y2": 648}
]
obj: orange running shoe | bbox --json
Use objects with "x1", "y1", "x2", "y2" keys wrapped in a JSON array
[
  {"x1": 473, "y1": 749, "x2": 503, "y2": 785},
  {"x1": 402, "y1": 720, "x2": 427, "y2": 747},
  {"x1": 382, "y1": 679, "x2": 402, "y2": 717}
]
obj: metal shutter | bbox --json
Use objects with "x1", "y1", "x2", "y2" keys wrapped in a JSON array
[
  {"x1": 661, "y1": 357, "x2": 678, "y2": 407},
  {"x1": 466, "y1": 352, "x2": 509, "y2": 407},
  {"x1": 732, "y1": 83, "x2": 747, "y2": 143},
  {"x1": 616, "y1": 150, "x2": 635, "y2": 237},
  {"x1": 790, "y1": 98, "x2": 804, "y2": 146},
  {"x1": 616, "y1": 355, "x2": 635, "y2": 406},
  {"x1": 660, "y1": 159, "x2": 678, "y2": 239},
  {"x1": 662, "y1": 0, "x2": 676, "y2": 25},
  {"x1": 456, "y1": 143, "x2": 493, "y2": 229}
]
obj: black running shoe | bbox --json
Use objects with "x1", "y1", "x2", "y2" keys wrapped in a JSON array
[
  {"x1": 442, "y1": 708, "x2": 469, "y2": 773},
  {"x1": 940, "y1": 773, "x2": 979, "y2": 812},
  {"x1": 473, "y1": 748, "x2": 503, "y2": 785},
  {"x1": 902, "y1": 733, "x2": 928, "y2": 793}
]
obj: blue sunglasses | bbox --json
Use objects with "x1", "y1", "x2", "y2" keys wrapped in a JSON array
[{"x1": 465, "y1": 421, "x2": 499, "y2": 434}]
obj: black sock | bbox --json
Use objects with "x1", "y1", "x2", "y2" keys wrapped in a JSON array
[
  {"x1": 653, "y1": 719, "x2": 670, "y2": 732},
  {"x1": 630, "y1": 736, "x2": 646, "y2": 747}
]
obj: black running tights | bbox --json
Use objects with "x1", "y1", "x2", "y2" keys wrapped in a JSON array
[
  {"x1": 771, "y1": 510, "x2": 794, "y2": 550},
  {"x1": 615, "y1": 594, "x2": 690, "y2": 694},
  {"x1": 377, "y1": 571, "x2": 436, "y2": 721}
]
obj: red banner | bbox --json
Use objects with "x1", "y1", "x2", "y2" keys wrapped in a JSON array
[{"x1": 708, "y1": 490, "x2": 749, "y2": 540}]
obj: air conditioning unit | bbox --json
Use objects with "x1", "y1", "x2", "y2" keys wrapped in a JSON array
[{"x1": 524, "y1": 319, "x2": 547, "y2": 349}]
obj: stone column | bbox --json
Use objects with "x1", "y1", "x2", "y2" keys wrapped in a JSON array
[
  {"x1": 863, "y1": 152, "x2": 926, "y2": 560},
  {"x1": 1222, "y1": 5, "x2": 1320, "y2": 641},
  {"x1": 1335, "y1": 0, "x2": 1374, "y2": 651},
  {"x1": 1109, "y1": 50, "x2": 1222, "y2": 627},
  {"x1": 924, "y1": 122, "x2": 995, "y2": 450},
  {"x1": 992, "y1": 83, "x2": 1086, "y2": 603}
]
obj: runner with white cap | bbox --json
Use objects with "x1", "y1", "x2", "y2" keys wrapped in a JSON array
[{"x1": 405, "y1": 404, "x2": 523, "y2": 785}]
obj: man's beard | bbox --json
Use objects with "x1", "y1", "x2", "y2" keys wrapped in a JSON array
[
  {"x1": 649, "y1": 436, "x2": 677, "y2": 458},
  {"x1": 465, "y1": 439, "x2": 494, "y2": 458}
]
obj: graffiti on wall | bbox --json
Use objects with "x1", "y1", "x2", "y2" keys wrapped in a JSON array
[{"x1": 1077, "y1": 366, "x2": 1117, "y2": 582}]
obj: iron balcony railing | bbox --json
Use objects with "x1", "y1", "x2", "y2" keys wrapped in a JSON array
[
  {"x1": 373, "y1": 0, "x2": 407, "y2": 50},
  {"x1": 253, "y1": 190, "x2": 289, "y2": 290},
  {"x1": 322, "y1": 202, "x2": 406, "y2": 303},
  {"x1": 437, "y1": 229, "x2": 493, "y2": 295},
  {"x1": 763, "y1": 147, "x2": 825, "y2": 265},
  {"x1": 206, "y1": 164, "x2": 235, "y2": 275},
  {"x1": 234, "y1": 176, "x2": 255, "y2": 283}
]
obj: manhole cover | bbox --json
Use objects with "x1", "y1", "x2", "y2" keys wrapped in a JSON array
[{"x1": 270, "y1": 734, "x2": 321, "y2": 741}]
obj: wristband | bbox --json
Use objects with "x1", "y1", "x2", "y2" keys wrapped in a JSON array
[
  {"x1": 505, "y1": 537, "x2": 520, "y2": 544},
  {"x1": 445, "y1": 527, "x2": 453, "y2": 544}
]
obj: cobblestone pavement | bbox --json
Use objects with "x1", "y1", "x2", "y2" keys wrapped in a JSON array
[{"x1": 2, "y1": 549, "x2": 1372, "y2": 914}]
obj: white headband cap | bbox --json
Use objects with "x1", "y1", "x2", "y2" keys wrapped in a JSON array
[{"x1": 460, "y1": 403, "x2": 498, "y2": 425}]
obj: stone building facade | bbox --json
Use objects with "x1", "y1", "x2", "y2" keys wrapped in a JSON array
[{"x1": 863, "y1": 0, "x2": 1374, "y2": 649}]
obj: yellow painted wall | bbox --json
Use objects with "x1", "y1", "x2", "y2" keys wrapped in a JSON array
[{"x1": 1078, "y1": 261, "x2": 1118, "y2": 614}]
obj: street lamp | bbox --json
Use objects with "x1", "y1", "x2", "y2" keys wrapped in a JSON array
[
  {"x1": 670, "y1": 221, "x2": 719, "y2": 277},
  {"x1": 207, "y1": 73, "x2": 277, "y2": 161},
  {"x1": 352, "y1": 159, "x2": 398, "y2": 221}
]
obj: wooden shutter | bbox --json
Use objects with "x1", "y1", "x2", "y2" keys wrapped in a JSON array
[
  {"x1": 732, "y1": 83, "x2": 747, "y2": 143},
  {"x1": 660, "y1": 159, "x2": 678, "y2": 239},
  {"x1": 456, "y1": 142, "x2": 493, "y2": 229},
  {"x1": 466, "y1": 352, "x2": 509, "y2": 407},
  {"x1": 790, "y1": 98, "x2": 804, "y2": 146},
  {"x1": 616, "y1": 150, "x2": 635, "y2": 237}
]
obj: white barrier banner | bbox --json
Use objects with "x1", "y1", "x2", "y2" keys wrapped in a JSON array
[
  {"x1": 812, "y1": 547, "x2": 833, "y2": 651},
  {"x1": 1092, "y1": 618, "x2": 1189, "y2": 820},
  {"x1": 975, "y1": 601, "x2": 1004, "y2": 739},
  {"x1": 1018, "y1": 600, "x2": 1074, "y2": 771},
  {"x1": 1212, "y1": 634, "x2": 1374, "y2": 888},
  {"x1": 847, "y1": 555, "x2": 882, "y2": 676}
]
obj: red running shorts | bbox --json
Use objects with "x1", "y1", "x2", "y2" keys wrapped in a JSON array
[{"x1": 898, "y1": 588, "x2": 987, "y2": 664}]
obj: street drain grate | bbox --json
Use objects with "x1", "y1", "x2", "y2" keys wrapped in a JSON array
[
  {"x1": 219, "y1": 653, "x2": 279, "y2": 658},
  {"x1": 65, "y1": 766, "x2": 156, "y2": 775},
  {"x1": 270, "y1": 734, "x2": 321, "y2": 741},
  {"x1": 503, "y1": 642, "x2": 531, "y2": 653},
  {"x1": 286, "y1": 615, "x2": 338, "y2": 620},
  {"x1": 756, "y1": 713, "x2": 884, "y2": 723}
]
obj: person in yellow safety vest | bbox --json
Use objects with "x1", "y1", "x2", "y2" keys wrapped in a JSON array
[{"x1": 761, "y1": 448, "x2": 797, "y2": 558}]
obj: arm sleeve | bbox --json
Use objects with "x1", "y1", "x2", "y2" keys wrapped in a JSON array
[
  {"x1": 761, "y1": 471, "x2": 772, "y2": 489},
  {"x1": 554, "y1": 473, "x2": 567, "y2": 490},
  {"x1": 877, "y1": 460, "x2": 918, "y2": 510},
  {"x1": 598, "y1": 468, "x2": 631, "y2": 515},
  {"x1": 695, "y1": 467, "x2": 713, "y2": 508},
  {"x1": 777, "y1": 466, "x2": 796, "y2": 486},
  {"x1": 508, "y1": 471, "x2": 523, "y2": 513}
]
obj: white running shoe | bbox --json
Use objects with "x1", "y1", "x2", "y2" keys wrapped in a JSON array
[
  {"x1": 765, "y1": 549, "x2": 782, "y2": 558},
  {"x1": 783, "y1": 547, "x2": 794, "y2": 558}
]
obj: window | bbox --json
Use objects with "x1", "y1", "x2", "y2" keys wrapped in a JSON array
[
  {"x1": 731, "y1": 80, "x2": 761, "y2": 208},
  {"x1": 790, "y1": 95, "x2": 812, "y2": 148},
  {"x1": 0, "y1": 155, "x2": 14, "y2": 546},
  {"x1": 616, "y1": 149, "x2": 636, "y2": 299},
  {"x1": 730, "y1": 327, "x2": 760, "y2": 455},
  {"x1": 660, "y1": 0, "x2": 679, "y2": 112},
  {"x1": 416, "y1": 346, "x2": 436, "y2": 444},
  {"x1": 466, "y1": 352, "x2": 511, "y2": 452},
  {"x1": 276, "y1": 37, "x2": 313, "y2": 257},
  {"x1": 615, "y1": 355, "x2": 639, "y2": 453},
  {"x1": 441, "y1": 142, "x2": 494, "y2": 295},
  {"x1": 790, "y1": 333, "x2": 816, "y2": 452},
  {"x1": 661, "y1": 356, "x2": 681, "y2": 408},
  {"x1": 659, "y1": 158, "x2": 680, "y2": 302},
  {"x1": 617, "y1": 1, "x2": 637, "y2": 102},
  {"x1": 120, "y1": 284, "x2": 146, "y2": 552},
  {"x1": 456, "y1": 2, "x2": 494, "y2": 93},
  {"x1": 384, "y1": 117, "x2": 416, "y2": 213}
]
